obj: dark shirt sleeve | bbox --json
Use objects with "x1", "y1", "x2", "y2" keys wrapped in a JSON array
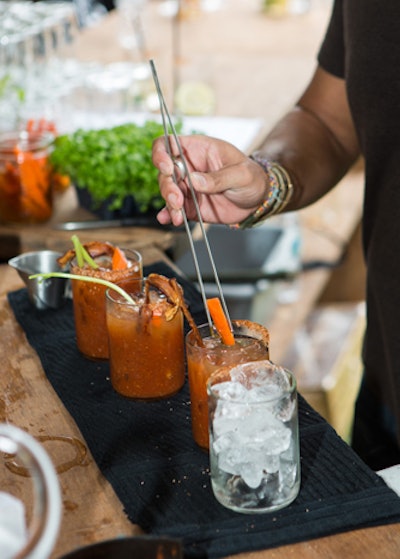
[{"x1": 317, "y1": 0, "x2": 345, "y2": 79}]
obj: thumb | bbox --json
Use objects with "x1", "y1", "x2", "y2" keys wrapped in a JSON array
[
  {"x1": 189, "y1": 172, "x2": 210, "y2": 192},
  {"x1": 189, "y1": 160, "x2": 250, "y2": 196}
]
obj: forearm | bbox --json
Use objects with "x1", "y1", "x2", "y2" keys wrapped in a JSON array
[
  {"x1": 153, "y1": 68, "x2": 360, "y2": 228},
  {"x1": 255, "y1": 105, "x2": 360, "y2": 212}
]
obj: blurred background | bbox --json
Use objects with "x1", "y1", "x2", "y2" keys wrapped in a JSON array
[{"x1": 0, "y1": 0, "x2": 368, "y2": 445}]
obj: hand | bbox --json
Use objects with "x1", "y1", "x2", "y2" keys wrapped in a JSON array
[{"x1": 152, "y1": 134, "x2": 267, "y2": 227}]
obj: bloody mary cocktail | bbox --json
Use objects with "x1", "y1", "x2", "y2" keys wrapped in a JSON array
[
  {"x1": 186, "y1": 320, "x2": 270, "y2": 449},
  {"x1": 106, "y1": 277, "x2": 185, "y2": 399},
  {"x1": 70, "y1": 247, "x2": 142, "y2": 360}
]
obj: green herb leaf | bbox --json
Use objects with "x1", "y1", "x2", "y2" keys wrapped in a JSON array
[{"x1": 49, "y1": 120, "x2": 182, "y2": 213}]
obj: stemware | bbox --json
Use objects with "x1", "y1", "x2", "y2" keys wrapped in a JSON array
[{"x1": 0, "y1": 423, "x2": 61, "y2": 559}]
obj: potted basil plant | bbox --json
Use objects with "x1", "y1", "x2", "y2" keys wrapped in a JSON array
[{"x1": 49, "y1": 120, "x2": 182, "y2": 220}]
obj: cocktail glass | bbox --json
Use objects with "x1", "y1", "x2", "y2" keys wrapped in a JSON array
[
  {"x1": 185, "y1": 320, "x2": 269, "y2": 449},
  {"x1": 207, "y1": 360, "x2": 300, "y2": 513},
  {"x1": 70, "y1": 248, "x2": 142, "y2": 360},
  {"x1": 105, "y1": 277, "x2": 185, "y2": 399}
]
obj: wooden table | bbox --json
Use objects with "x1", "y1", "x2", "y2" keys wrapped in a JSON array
[{"x1": 1, "y1": 1, "x2": 399, "y2": 557}]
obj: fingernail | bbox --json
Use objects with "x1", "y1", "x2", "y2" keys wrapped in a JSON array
[
  {"x1": 191, "y1": 172, "x2": 206, "y2": 188},
  {"x1": 159, "y1": 161, "x2": 171, "y2": 175},
  {"x1": 171, "y1": 208, "x2": 181, "y2": 221}
]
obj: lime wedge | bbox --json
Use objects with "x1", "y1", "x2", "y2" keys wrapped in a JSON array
[{"x1": 174, "y1": 81, "x2": 216, "y2": 116}]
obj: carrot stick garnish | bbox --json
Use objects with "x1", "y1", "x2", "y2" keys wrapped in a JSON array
[
  {"x1": 206, "y1": 297, "x2": 235, "y2": 346},
  {"x1": 112, "y1": 247, "x2": 129, "y2": 270}
]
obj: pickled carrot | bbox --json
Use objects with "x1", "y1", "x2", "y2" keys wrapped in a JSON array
[
  {"x1": 112, "y1": 247, "x2": 129, "y2": 270},
  {"x1": 206, "y1": 297, "x2": 235, "y2": 346},
  {"x1": 26, "y1": 117, "x2": 57, "y2": 134},
  {"x1": 15, "y1": 149, "x2": 52, "y2": 220},
  {"x1": 52, "y1": 172, "x2": 71, "y2": 192}
]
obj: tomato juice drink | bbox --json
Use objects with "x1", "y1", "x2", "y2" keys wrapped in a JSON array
[
  {"x1": 106, "y1": 278, "x2": 185, "y2": 399},
  {"x1": 70, "y1": 248, "x2": 142, "y2": 360},
  {"x1": 186, "y1": 320, "x2": 270, "y2": 450}
]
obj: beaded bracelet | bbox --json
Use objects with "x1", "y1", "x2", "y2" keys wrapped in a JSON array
[{"x1": 231, "y1": 153, "x2": 294, "y2": 230}]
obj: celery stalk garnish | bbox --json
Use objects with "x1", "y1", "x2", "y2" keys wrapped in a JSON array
[
  {"x1": 29, "y1": 273, "x2": 136, "y2": 305},
  {"x1": 71, "y1": 234, "x2": 99, "y2": 269}
]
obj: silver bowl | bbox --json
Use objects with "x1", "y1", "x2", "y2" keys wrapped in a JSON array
[{"x1": 8, "y1": 250, "x2": 68, "y2": 310}]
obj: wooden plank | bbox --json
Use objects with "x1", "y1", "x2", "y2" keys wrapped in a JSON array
[{"x1": 225, "y1": 524, "x2": 400, "y2": 559}]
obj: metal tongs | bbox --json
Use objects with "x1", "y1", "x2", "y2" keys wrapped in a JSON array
[{"x1": 149, "y1": 59, "x2": 233, "y2": 335}]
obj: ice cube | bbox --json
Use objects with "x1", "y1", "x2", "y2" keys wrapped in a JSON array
[
  {"x1": 212, "y1": 392, "x2": 250, "y2": 438},
  {"x1": 213, "y1": 430, "x2": 235, "y2": 454},
  {"x1": 239, "y1": 461, "x2": 263, "y2": 488},
  {"x1": 212, "y1": 380, "x2": 248, "y2": 401},
  {"x1": 215, "y1": 402, "x2": 291, "y2": 453},
  {"x1": 245, "y1": 411, "x2": 291, "y2": 453},
  {"x1": 229, "y1": 361, "x2": 291, "y2": 398},
  {"x1": 217, "y1": 445, "x2": 243, "y2": 475}
]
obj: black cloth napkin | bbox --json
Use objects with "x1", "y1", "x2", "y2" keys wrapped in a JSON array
[{"x1": 8, "y1": 261, "x2": 400, "y2": 559}]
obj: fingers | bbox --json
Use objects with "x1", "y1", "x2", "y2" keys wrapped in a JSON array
[
  {"x1": 156, "y1": 173, "x2": 185, "y2": 226},
  {"x1": 159, "y1": 174, "x2": 184, "y2": 208},
  {"x1": 153, "y1": 137, "x2": 185, "y2": 226},
  {"x1": 152, "y1": 134, "x2": 266, "y2": 226},
  {"x1": 156, "y1": 207, "x2": 172, "y2": 225},
  {"x1": 152, "y1": 137, "x2": 174, "y2": 176},
  {"x1": 157, "y1": 205, "x2": 184, "y2": 227}
]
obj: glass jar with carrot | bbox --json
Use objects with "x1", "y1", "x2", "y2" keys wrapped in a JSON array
[
  {"x1": 57, "y1": 237, "x2": 143, "y2": 360},
  {"x1": 186, "y1": 298, "x2": 270, "y2": 450},
  {"x1": 0, "y1": 129, "x2": 55, "y2": 224},
  {"x1": 106, "y1": 274, "x2": 185, "y2": 399}
]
